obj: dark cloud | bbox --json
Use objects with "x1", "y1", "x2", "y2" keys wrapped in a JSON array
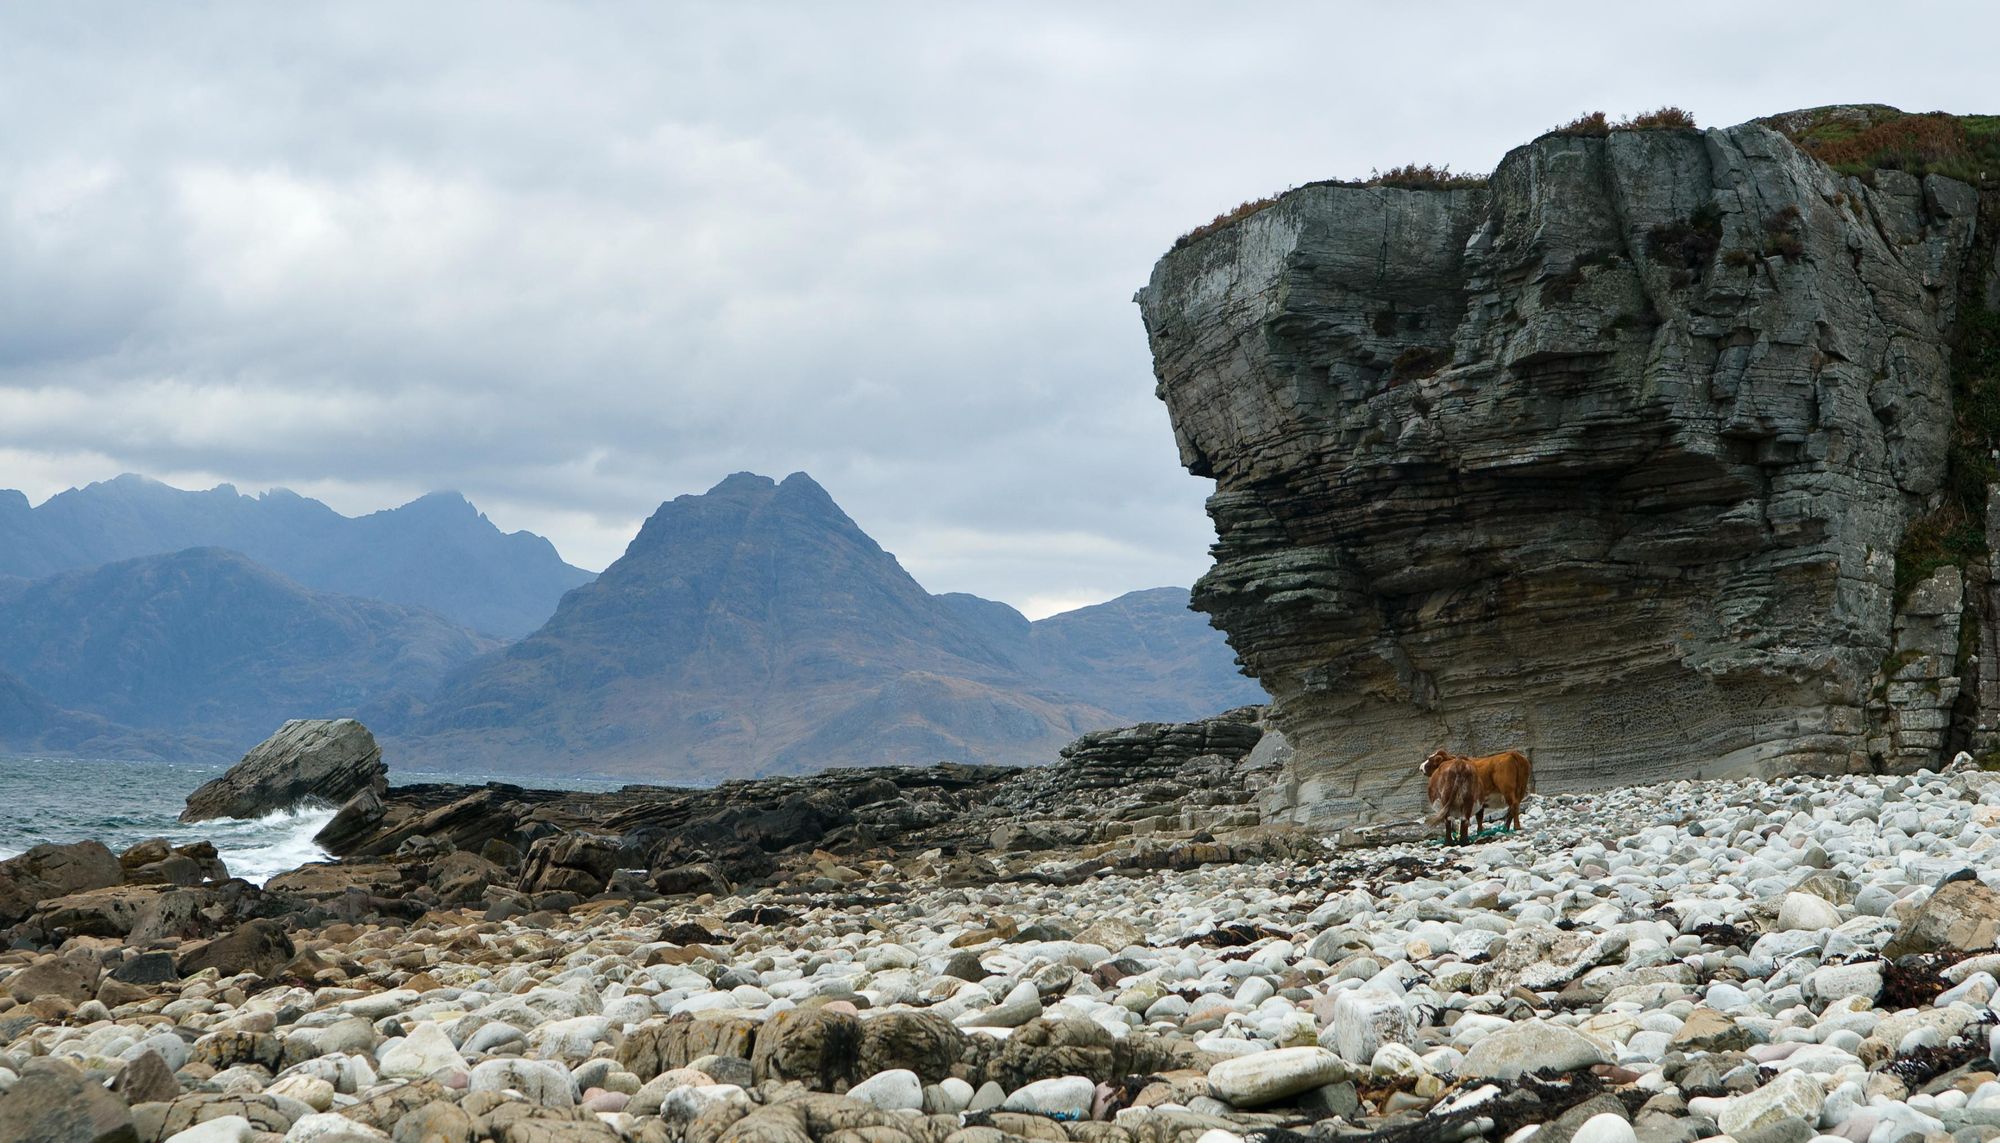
[{"x1": 1, "y1": 2, "x2": 1993, "y2": 614}]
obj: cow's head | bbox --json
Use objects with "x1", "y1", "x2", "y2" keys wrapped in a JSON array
[{"x1": 1420, "y1": 748, "x2": 1453, "y2": 776}]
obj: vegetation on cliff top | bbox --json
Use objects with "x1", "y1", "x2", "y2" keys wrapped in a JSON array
[
  {"x1": 1766, "y1": 106, "x2": 2000, "y2": 185},
  {"x1": 1170, "y1": 166, "x2": 1490, "y2": 252},
  {"x1": 1546, "y1": 106, "x2": 1698, "y2": 138},
  {"x1": 1170, "y1": 108, "x2": 1697, "y2": 253}
]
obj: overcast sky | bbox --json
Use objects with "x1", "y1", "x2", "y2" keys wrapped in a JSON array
[{"x1": 3, "y1": 3, "x2": 1994, "y2": 617}]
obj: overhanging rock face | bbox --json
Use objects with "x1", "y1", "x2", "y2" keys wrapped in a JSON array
[{"x1": 1137, "y1": 123, "x2": 1983, "y2": 826}]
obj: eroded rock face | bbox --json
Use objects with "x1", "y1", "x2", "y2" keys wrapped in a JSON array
[
  {"x1": 1138, "y1": 121, "x2": 1985, "y2": 825},
  {"x1": 182, "y1": 718, "x2": 387, "y2": 823}
]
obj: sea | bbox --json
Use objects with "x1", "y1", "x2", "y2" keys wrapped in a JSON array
[{"x1": 0, "y1": 755, "x2": 635, "y2": 885}]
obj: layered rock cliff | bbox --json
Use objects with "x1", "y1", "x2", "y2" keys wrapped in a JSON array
[{"x1": 1138, "y1": 108, "x2": 2000, "y2": 826}]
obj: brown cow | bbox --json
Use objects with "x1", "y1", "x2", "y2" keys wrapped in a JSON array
[
  {"x1": 1421, "y1": 747, "x2": 1533, "y2": 842},
  {"x1": 1423, "y1": 752, "x2": 1480, "y2": 843}
]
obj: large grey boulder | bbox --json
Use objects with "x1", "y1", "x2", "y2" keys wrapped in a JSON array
[
  {"x1": 1137, "y1": 114, "x2": 1986, "y2": 824},
  {"x1": 181, "y1": 718, "x2": 387, "y2": 823},
  {"x1": 0, "y1": 840, "x2": 124, "y2": 926}
]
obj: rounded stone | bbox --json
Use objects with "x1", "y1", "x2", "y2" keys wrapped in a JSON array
[
  {"x1": 848, "y1": 1068, "x2": 924, "y2": 1112},
  {"x1": 1001, "y1": 1075, "x2": 1096, "y2": 1119},
  {"x1": 1207, "y1": 1046, "x2": 1348, "y2": 1106},
  {"x1": 1570, "y1": 1113, "x2": 1637, "y2": 1143}
]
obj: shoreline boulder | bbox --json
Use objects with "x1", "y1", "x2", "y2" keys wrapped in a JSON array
[
  {"x1": 0, "y1": 840, "x2": 124, "y2": 926},
  {"x1": 181, "y1": 719, "x2": 387, "y2": 823}
]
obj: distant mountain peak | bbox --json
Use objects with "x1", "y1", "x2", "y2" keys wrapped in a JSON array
[
  {"x1": 708, "y1": 471, "x2": 779, "y2": 497},
  {"x1": 400, "y1": 474, "x2": 1261, "y2": 781},
  {"x1": 397, "y1": 490, "x2": 480, "y2": 519},
  {"x1": 0, "y1": 474, "x2": 594, "y2": 638}
]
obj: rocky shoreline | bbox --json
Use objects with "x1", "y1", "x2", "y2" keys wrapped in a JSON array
[{"x1": 3, "y1": 721, "x2": 2000, "y2": 1142}]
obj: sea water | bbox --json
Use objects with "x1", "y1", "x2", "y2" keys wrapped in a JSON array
[{"x1": 0, "y1": 755, "x2": 636, "y2": 885}]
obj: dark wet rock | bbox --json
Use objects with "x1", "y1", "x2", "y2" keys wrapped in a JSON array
[
  {"x1": 190, "y1": 1029, "x2": 282, "y2": 1072},
  {"x1": 857, "y1": 1011, "x2": 967, "y2": 1084},
  {"x1": 174, "y1": 917, "x2": 294, "y2": 979},
  {"x1": 181, "y1": 717, "x2": 386, "y2": 823},
  {"x1": 329, "y1": 785, "x2": 543, "y2": 861},
  {"x1": 519, "y1": 833, "x2": 624, "y2": 896},
  {"x1": 4, "y1": 957, "x2": 97, "y2": 1003},
  {"x1": 0, "y1": 1062, "x2": 138, "y2": 1143},
  {"x1": 111, "y1": 951, "x2": 180, "y2": 985},
  {"x1": 653, "y1": 862, "x2": 733, "y2": 897},
  {"x1": 313, "y1": 786, "x2": 386, "y2": 853},
  {"x1": 751, "y1": 1007, "x2": 865, "y2": 1088},
  {"x1": 660, "y1": 921, "x2": 722, "y2": 946},
  {"x1": 943, "y1": 949, "x2": 987, "y2": 981},
  {"x1": 977, "y1": 1018, "x2": 1212, "y2": 1090},
  {"x1": 0, "y1": 840, "x2": 123, "y2": 926},
  {"x1": 111, "y1": 1050, "x2": 180, "y2": 1106},
  {"x1": 429, "y1": 849, "x2": 505, "y2": 905}
]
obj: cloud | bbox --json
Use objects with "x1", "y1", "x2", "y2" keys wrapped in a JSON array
[{"x1": 0, "y1": 1, "x2": 1994, "y2": 603}]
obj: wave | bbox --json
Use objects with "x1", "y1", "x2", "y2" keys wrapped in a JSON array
[
  {"x1": 191, "y1": 805, "x2": 337, "y2": 885},
  {"x1": 0, "y1": 783, "x2": 333, "y2": 886}
]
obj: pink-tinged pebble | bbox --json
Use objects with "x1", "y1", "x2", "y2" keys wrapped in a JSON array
[
  {"x1": 823, "y1": 1000, "x2": 860, "y2": 1015},
  {"x1": 583, "y1": 1091, "x2": 630, "y2": 1113}
]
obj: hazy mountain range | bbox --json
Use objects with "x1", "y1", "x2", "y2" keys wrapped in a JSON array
[
  {"x1": 0, "y1": 475, "x2": 593, "y2": 638},
  {"x1": 0, "y1": 472, "x2": 1261, "y2": 775}
]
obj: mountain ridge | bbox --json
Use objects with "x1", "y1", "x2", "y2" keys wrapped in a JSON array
[
  {"x1": 0, "y1": 547, "x2": 502, "y2": 752},
  {"x1": 0, "y1": 474, "x2": 593, "y2": 638},
  {"x1": 398, "y1": 472, "x2": 1260, "y2": 779}
]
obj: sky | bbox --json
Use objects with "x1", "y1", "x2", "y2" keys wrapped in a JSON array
[{"x1": 2, "y1": 3, "x2": 1996, "y2": 618}]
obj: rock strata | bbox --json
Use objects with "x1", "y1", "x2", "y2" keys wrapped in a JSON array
[
  {"x1": 1138, "y1": 111, "x2": 1998, "y2": 823},
  {"x1": 181, "y1": 719, "x2": 387, "y2": 823}
]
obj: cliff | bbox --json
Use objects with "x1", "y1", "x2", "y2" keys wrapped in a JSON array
[{"x1": 1138, "y1": 107, "x2": 2000, "y2": 826}]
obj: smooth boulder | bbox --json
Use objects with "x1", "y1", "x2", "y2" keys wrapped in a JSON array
[
  {"x1": 1462, "y1": 1021, "x2": 1609, "y2": 1081},
  {"x1": 1207, "y1": 1047, "x2": 1347, "y2": 1106}
]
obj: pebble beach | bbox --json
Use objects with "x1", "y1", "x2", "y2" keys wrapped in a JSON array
[{"x1": 5, "y1": 758, "x2": 2000, "y2": 1143}]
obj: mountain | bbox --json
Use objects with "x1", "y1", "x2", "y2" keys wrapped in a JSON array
[
  {"x1": 400, "y1": 472, "x2": 1256, "y2": 779},
  {"x1": 936, "y1": 588, "x2": 1262, "y2": 721},
  {"x1": 0, "y1": 667, "x2": 186, "y2": 759},
  {"x1": 0, "y1": 475, "x2": 594, "y2": 637},
  {"x1": 0, "y1": 548, "x2": 502, "y2": 753},
  {"x1": 1027, "y1": 587, "x2": 1262, "y2": 720}
]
